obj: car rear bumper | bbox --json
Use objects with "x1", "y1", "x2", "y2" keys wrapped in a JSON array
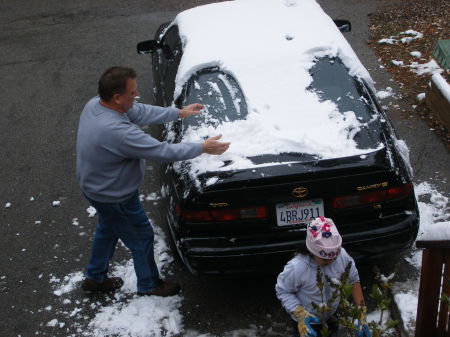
[{"x1": 176, "y1": 211, "x2": 419, "y2": 274}]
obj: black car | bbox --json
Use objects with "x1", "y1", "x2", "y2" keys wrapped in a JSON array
[{"x1": 137, "y1": 1, "x2": 419, "y2": 274}]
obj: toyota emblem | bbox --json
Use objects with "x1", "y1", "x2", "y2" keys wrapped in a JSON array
[{"x1": 292, "y1": 187, "x2": 309, "y2": 198}]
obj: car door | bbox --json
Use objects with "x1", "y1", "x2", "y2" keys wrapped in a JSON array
[
  {"x1": 151, "y1": 41, "x2": 164, "y2": 106},
  {"x1": 158, "y1": 25, "x2": 183, "y2": 106}
]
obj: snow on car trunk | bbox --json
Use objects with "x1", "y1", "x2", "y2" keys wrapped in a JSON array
[{"x1": 172, "y1": 0, "x2": 378, "y2": 177}]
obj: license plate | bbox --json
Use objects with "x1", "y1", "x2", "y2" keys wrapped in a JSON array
[{"x1": 276, "y1": 199, "x2": 324, "y2": 226}]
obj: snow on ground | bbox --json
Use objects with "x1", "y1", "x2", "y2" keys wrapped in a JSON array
[
  {"x1": 391, "y1": 60, "x2": 404, "y2": 67},
  {"x1": 376, "y1": 87, "x2": 394, "y2": 99},
  {"x1": 46, "y1": 222, "x2": 184, "y2": 337},
  {"x1": 53, "y1": 271, "x2": 84, "y2": 297},
  {"x1": 394, "y1": 291, "x2": 418, "y2": 332},
  {"x1": 416, "y1": 182, "x2": 450, "y2": 237},
  {"x1": 408, "y1": 59, "x2": 443, "y2": 76},
  {"x1": 86, "y1": 291, "x2": 183, "y2": 337},
  {"x1": 377, "y1": 27, "x2": 445, "y2": 105},
  {"x1": 410, "y1": 51, "x2": 422, "y2": 59},
  {"x1": 416, "y1": 93, "x2": 426, "y2": 101},
  {"x1": 44, "y1": 212, "x2": 283, "y2": 337},
  {"x1": 377, "y1": 29, "x2": 444, "y2": 78},
  {"x1": 393, "y1": 182, "x2": 450, "y2": 332},
  {"x1": 86, "y1": 206, "x2": 96, "y2": 217},
  {"x1": 367, "y1": 310, "x2": 395, "y2": 336},
  {"x1": 377, "y1": 30, "x2": 423, "y2": 45}
]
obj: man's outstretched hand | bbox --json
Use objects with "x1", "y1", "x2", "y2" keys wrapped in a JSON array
[
  {"x1": 202, "y1": 134, "x2": 230, "y2": 155},
  {"x1": 179, "y1": 104, "x2": 229, "y2": 155},
  {"x1": 179, "y1": 103, "x2": 204, "y2": 119}
]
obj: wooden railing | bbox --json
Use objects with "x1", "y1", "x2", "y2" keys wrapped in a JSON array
[{"x1": 415, "y1": 240, "x2": 450, "y2": 337}]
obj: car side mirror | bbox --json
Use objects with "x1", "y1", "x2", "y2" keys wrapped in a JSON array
[
  {"x1": 137, "y1": 40, "x2": 161, "y2": 54},
  {"x1": 333, "y1": 19, "x2": 351, "y2": 32}
]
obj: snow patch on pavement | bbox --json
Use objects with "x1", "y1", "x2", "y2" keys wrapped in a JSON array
[
  {"x1": 394, "y1": 292, "x2": 418, "y2": 332},
  {"x1": 86, "y1": 206, "x2": 96, "y2": 217},
  {"x1": 47, "y1": 221, "x2": 182, "y2": 337},
  {"x1": 87, "y1": 296, "x2": 183, "y2": 337},
  {"x1": 376, "y1": 87, "x2": 394, "y2": 99},
  {"x1": 53, "y1": 272, "x2": 84, "y2": 297}
]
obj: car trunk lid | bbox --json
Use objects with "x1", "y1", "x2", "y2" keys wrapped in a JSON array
[{"x1": 177, "y1": 145, "x2": 413, "y2": 235}]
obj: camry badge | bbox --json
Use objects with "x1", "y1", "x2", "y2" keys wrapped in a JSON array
[
  {"x1": 357, "y1": 182, "x2": 388, "y2": 191},
  {"x1": 292, "y1": 187, "x2": 309, "y2": 198},
  {"x1": 209, "y1": 202, "x2": 229, "y2": 207}
]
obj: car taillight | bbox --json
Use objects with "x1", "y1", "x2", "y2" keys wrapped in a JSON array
[
  {"x1": 179, "y1": 206, "x2": 267, "y2": 222},
  {"x1": 181, "y1": 210, "x2": 214, "y2": 222},
  {"x1": 332, "y1": 183, "x2": 413, "y2": 209},
  {"x1": 386, "y1": 183, "x2": 413, "y2": 199}
]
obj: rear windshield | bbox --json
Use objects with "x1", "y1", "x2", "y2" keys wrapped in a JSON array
[
  {"x1": 178, "y1": 60, "x2": 382, "y2": 163},
  {"x1": 180, "y1": 68, "x2": 248, "y2": 130},
  {"x1": 309, "y1": 57, "x2": 376, "y2": 123}
]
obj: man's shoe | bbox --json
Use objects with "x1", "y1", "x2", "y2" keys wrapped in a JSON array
[
  {"x1": 82, "y1": 277, "x2": 124, "y2": 292},
  {"x1": 137, "y1": 279, "x2": 180, "y2": 297}
]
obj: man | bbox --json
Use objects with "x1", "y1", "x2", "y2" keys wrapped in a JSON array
[{"x1": 76, "y1": 66, "x2": 229, "y2": 297}]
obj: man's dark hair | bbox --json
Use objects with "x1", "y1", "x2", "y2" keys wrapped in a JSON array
[{"x1": 98, "y1": 67, "x2": 137, "y2": 101}]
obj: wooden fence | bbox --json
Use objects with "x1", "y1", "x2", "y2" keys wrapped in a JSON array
[{"x1": 415, "y1": 240, "x2": 450, "y2": 337}]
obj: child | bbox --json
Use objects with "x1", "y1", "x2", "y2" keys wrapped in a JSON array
[{"x1": 275, "y1": 217, "x2": 371, "y2": 337}]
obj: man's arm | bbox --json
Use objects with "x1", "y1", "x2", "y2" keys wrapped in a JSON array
[
  {"x1": 127, "y1": 103, "x2": 179, "y2": 126},
  {"x1": 119, "y1": 128, "x2": 229, "y2": 161},
  {"x1": 128, "y1": 103, "x2": 204, "y2": 126}
]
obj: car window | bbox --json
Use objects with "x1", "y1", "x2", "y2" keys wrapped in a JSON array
[
  {"x1": 160, "y1": 25, "x2": 183, "y2": 105},
  {"x1": 180, "y1": 68, "x2": 248, "y2": 130}
]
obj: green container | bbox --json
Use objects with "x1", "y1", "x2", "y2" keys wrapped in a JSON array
[{"x1": 433, "y1": 39, "x2": 450, "y2": 70}]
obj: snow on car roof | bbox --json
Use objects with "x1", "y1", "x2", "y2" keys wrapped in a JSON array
[{"x1": 172, "y1": 0, "x2": 380, "y2": 177}]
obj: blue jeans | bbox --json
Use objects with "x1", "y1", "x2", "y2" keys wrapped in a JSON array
[{"x1": 85, "y1": 191, "x2": 160, "y2": 293}]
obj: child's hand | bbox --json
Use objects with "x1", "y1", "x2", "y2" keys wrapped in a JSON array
[{"x1": 292, "y1": 306, "x2": 320, "y2": 337}]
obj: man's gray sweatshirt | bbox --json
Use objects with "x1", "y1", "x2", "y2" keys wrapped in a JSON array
[{"x1": 76, "y1": 97, "x2": 203, "y2": 203}]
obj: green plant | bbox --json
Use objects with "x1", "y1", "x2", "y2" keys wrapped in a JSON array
[{"x1": 310, "y1": 262, "x2": 399, "y2": 337}]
